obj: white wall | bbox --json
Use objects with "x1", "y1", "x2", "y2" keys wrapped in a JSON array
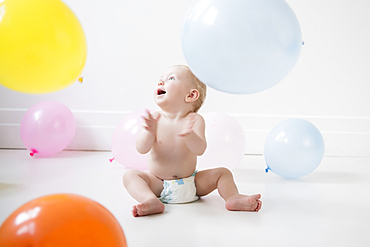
[{"x1": 1, "y1": 0, "x2": 369, "y2": 157}]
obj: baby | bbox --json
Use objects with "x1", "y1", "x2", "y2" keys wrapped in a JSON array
[{"x1": 123, "y1": 65, "x2": 262, "y2": 217}]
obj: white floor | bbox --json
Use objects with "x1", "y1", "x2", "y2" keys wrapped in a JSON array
[{"x1": 0, "y1": 150, "x2": 369, "y2": 247}]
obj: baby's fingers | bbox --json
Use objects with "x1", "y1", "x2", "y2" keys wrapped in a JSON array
[
  {"x1": 142, "y1": 110, "x2": 153, "y2": 122},
  {"x1": 145, "y1": 109, "x2": 154, "y2": 120}
]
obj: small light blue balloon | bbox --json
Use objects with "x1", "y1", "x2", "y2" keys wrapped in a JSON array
[
  {"x1": 264, "y1": 119, "x2": 325, "y2": 179},
  {"x1": 182, "y1": 0, "x2": 302, "y2": 94}
]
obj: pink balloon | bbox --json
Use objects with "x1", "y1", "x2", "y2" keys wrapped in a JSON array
[
  {"x1": 198, "y1": 112, "x2": 246, "y2": 170},
  {"x1": 111, "y1": 109, "x2": 149, "y2": 170},
  {"x1": 20, "y1": 101, "x2": 76, "y2": 157}
]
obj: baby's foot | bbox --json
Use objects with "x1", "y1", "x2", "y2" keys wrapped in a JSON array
[
  {"x1": 132, "y1": 197, "x2": 165, "y2": 217},
  {"x1": 225, "y1": 194, "x2": 262, "y2": 212}
]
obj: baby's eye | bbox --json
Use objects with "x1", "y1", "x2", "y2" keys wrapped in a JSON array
[{"x1": 169, "y1": 77, "x2": 175, "y2": 81}]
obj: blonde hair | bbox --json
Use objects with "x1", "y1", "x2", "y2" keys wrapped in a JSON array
[{"x1": 180, "y1": 65, "x2": 207, "y2": 112}]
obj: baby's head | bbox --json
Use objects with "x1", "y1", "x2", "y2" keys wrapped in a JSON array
[
  {"x1": 178, "y1": 65, "x2": 207, "y2": 112},
  {"x1": 156, "y1": 65, "x2": 207, "y2": 113}
]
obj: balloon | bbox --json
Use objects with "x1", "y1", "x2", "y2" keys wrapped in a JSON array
[
  {"x1": 20, "y1": 101, "x2": 76, "y2": 157},
  {"x1": 111, "y1": 109, "x2": 149, "y2": 170},
  {"x1": 182, "y1": 0, "x2": 302, "y2": 94},
  {"x1": 198, "y1": 112, "x2": 246, "y2": 170},
  {"x1": 264, "y1": 118, "x2": 325, "y2": 179},
  {"x1": 0, "y1": 194, "x2": 127, "y2": 247},
  {"x1": 0, "y1": 0, "x2": 87, "y2": 93}
]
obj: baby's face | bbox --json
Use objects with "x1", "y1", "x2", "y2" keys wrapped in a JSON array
[{"x1": 154, "y1": 66, "x2": 194, "y2": 108}]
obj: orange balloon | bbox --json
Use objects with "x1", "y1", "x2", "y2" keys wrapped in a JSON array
[{"x1": 0, "y1": 194, "x2": 127, "y2": 247}]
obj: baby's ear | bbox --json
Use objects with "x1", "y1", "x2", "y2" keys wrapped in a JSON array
[{"x1": 186, "y1": 89, "x2": 199, "y2": 103}]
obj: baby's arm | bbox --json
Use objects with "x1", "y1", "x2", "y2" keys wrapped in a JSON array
[
  {"x1": 136, "y1": 110, "x2": 161, "y2": 154},
  {"x1": 179, "y1": 113, "x2": 207, "y2": 156}
]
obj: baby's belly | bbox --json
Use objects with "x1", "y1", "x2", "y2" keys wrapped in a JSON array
[{"x1": 148, "y1": 155, "x2": 197, "y2": 180}]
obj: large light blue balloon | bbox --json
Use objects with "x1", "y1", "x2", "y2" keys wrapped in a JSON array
[
  {"x1": 264, "y1": 119, "x2": 325, "y2": 179},
  {"x1": 182, "y1": 0, "x2": 302, "y2": 94}
]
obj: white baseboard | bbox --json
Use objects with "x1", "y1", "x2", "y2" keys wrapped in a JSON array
[{"x1": 1, "y1": 109, "x2": 369, "y2": 157}]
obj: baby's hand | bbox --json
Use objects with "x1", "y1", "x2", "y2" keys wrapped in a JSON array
[
  {"x1": 179, "y1": 113, "x2": 196, "y2": 137},
  {"x1": 142, "y1": 110, "x2": 160, "y2": 137}
]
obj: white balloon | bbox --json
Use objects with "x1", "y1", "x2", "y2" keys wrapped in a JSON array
[
  {"x1": 198, "y1": 112, "x2": 246, "y2": 170},
  {"x1": 264, "y1": 119, "x2": 325, "y2": 178},
  {"x1": 182, "y1": 0, "x2": 302, "y2": 94}
]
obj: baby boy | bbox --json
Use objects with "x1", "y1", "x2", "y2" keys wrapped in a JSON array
[{"x1": 123, "y1": 65, "x2": 262, "y2": 217}]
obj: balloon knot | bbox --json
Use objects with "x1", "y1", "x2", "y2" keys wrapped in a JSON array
[
  {"x1": 30, "y1": 149, "x2": 37, "y2": 157},
  {"x1": 79, "y1": 77, "x2": 83, "y2": 83},
  {"x1": 109, "y1": 158, "x2": 115, "y2": 163},
  {"x1": 265, "y1": 167, "x2": 270, "y2": 173}
]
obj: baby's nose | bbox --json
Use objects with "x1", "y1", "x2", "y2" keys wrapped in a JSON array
[{"x1": 158, "y1": 80, "x2": 164, "y2": 86}]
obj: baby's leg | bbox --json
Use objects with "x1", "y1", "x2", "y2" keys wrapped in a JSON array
[
  {"x1": 195, "y1": 168, "x2": 262, "y2": 212},
  {"x1": 122, "y1": 169, "x2": 165, "y2": 217}
]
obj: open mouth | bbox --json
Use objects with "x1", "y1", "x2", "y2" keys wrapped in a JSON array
[{"x1": 157, "y1": 89, "x2": 166, "y2": 95}]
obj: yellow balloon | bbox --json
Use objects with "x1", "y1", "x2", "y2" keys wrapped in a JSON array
[{"x1": 0, "y1": 0, "x2": 87, "y2": 93}]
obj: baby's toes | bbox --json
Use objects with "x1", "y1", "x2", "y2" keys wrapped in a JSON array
[
  {"x1": 255, "y1": 201, "x2": 262, "y2": 212},
  {"x1": 132, "y1": 205, "x2": 139, "y2": 217}
]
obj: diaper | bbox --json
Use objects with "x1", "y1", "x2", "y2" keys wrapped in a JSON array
[{"x1": 159, "y1": 171, "x2": 199, "y2": 204}]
